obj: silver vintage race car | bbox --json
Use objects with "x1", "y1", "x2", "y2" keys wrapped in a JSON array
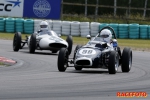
[
  {"x1": 57, "y1": 26, "x2": 132, "y2": 74},
  {"x1": 13, "y1": 21, "x2": 73, "y2": 54}
]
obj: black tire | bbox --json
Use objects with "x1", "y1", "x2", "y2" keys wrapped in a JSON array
[
  {"x1": 74, "y1": 45, "x2": 83, "y2": 70},
  {"x1": 13, "y1": 32, "x2": 22, "y2": 52},
  {"x1": 52, "y1": 50, "x2": 58, "y2": 53},
  {"x1": 57, "y1": 48, "x2": 69, "y2": 72},
  {"x1": 108, "y1": 51, "x2": 119, "y2": 74},
  {"x1": 75, "y1": 66, "x2": 82, "y2": 71},
  {"x1": 121, "y1": 48, "x2": 132, "y2": 72},
  {"x1": 74, "y1": 45, "x2": 82, "y2": 59},
  {"x1": 29, "y1": 33, "x2": 36, "y2": 53},
  {"x1": 66, "y1": 35, "x2": 73, "y2": 55}
]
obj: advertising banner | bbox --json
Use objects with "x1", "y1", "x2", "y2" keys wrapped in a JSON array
[
  {"x1": 23, "y1": 0, "x2": 61, "y2": 19},
  {"x1": 0, "y1": 0, "x2": 24, "y2": 17}
]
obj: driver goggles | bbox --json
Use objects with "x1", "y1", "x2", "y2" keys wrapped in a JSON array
[
  {"x1": 40, "y1": 25, "x2": 47, "y2": 28},
  {"x1": 100, "y1": 35, "x2": 109, "y2": 38}
]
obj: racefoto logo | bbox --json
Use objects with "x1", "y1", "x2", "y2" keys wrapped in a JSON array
[{"x1": 33, "y1": 0, "x2": 51, "y2": 18}]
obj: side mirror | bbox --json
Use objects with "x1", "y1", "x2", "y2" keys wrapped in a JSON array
[{"x1": 86, "y1": 35, "x2": 91, "y2": 39}]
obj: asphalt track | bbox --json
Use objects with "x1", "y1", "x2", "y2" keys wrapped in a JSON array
[{"x1": 0, "y1": 39, "x2": 150, "y2": 100}]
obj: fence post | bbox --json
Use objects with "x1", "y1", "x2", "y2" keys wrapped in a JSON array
[
  {"x1": 143, "y1": 0, "x2": 148, "y2": 18},
  {"x1": 61, "y1": 0, "x2": 63, "y2": 20},
  {"x1": 114, "y1": 0, "x2": 117, "y2": 17},
  {"x1": 85, "y1": 0, "x2": 87, "y2": 17},
  {"x1": 95, "y1": 0, "x2": 99, "y2": 20},
  {"x1": 128, "y1": 0, "x2": 131, "y2": 18}
]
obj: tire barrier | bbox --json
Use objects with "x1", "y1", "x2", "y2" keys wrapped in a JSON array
[
  {"x1": 99, "y1": 23, "x2": 109, "y2": 30},
  {"x1": 119, "y1": 24, "x2": 129, "y2": 39},
  {"x1": 139, "y1": 25, "x2": 148, "y2": 39},
  {"x1": 90, "y1": 22, "x2": 100, "y2": 37},
  {"x1": 15, "y1": 18, "x2": 24, "y2": 33},
  {"x1": 71, "y1": 21, "x2": 80, "y2": 36},
  {"x1": 34, "y1": 19, "x2": 42, "y2": 32},
  {"x1": 5, "y1": 18, "x2": 15, "y2": 33},
  {"x1": 129, "y1": 24, "x2": 139, "y2": 39},
  {"x1": 24, "y1": 19, "x2": 34, "y2": 34},
  {"x1": 148, "y1": 26, "x2": 150, "y2": 39},
  {"x1": 0, "y1": 18, "x2": 5, "y2": 32},
  {"x1": 109, "y1": 23, "x2": 118, "y2": 38},
  {"x1": 47, "y1": 20, "x2": 53, "y2": 30},
  {"x1": 1, "y1": 17, "x2": 150, "y2": 39},
  {"x1": 62, "y1": 21, "x2": 71, "y2": 36},
  {"x1": 80, "y1": 22, "x2": 90, "y2": 37},
  {"x1": 52, "y1": 20, "x2": 62, "y2": 35}
]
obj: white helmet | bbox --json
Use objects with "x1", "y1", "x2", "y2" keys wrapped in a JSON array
[
  {"x1": 100, "y1": 29, "x2": 112, "y2": 43},
  {"x1": 40, "y1": 21, "x2": 49, "y2": 31}
]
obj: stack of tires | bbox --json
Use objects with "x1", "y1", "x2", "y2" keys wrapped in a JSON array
[
  {"x1": 52, "y1": 20, "x2": 62, "y2": 35},
  {"x1": 15, "y1": 18, "x2": 24, "y2": 33},
  {"x1": 99, "y1": 23, "x2": 109, "y2": 30},
  {"x1": 118, "y1": 24, "x2": 129, "y2": 39},
  {"x1": 34, "y1": 19, "x2": 42, "y2": 32},
  {"x1": 129, "y1": 24, "x2": 139, "y2": 39},
  {"x1": 148, "y1": 25, "x2": 150, "y2": 39},
  {"x1": 5, "y1": 18, "x2": 15, "y2": 33},
  {"x1": 0, "y1": 18, "x2": 5, "y2": 32},
  {"x1": 90, "y1": 22, "x2": 100, "y2": 37},
  {"x1": 71, "y1": 21, "x2": 80, "y2": 36},
  {"x1": 109, "y1": 23, "x2": 118, "y2": 38},
  {"x1": 24, "y1": 19, "x2": 34, "y2": 34},
  {"x1": 47, "y1": 20, "x2": 53, "y2": 30},
  {"x1": 139, "y1": 25, "x2": 148, "y2": 39},
  {"x1": 80, "y1": 22, "x2": 90, "y2": 37},
  {"x1": 62, "y1": 21, "x2": 71, "y2": 36}
]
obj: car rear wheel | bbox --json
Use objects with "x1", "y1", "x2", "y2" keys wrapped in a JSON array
[
  {"x1": 29, "y1": 33, "x2": 36, "y2": 53},
  {"x1": 121, "y1": 48, "x2": 132, "y2": 72},
  {"x1": 108, "y1": 51, "x2": 119, "y2": 74},
  {"x1": 58, "y1": 48, "x2": 68, "y2": 72},
  {"x1": 66, "y1": 35, "x2": 73, "y2": 55},
  {"x1": 13, "y1": 32, "x2": 22, "y2": 52}
]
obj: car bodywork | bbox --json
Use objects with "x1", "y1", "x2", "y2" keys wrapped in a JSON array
[
  {"x1": 13, "y1": 26, "x2": 73, "y2": 54},
  {"x1": 57, "y1": 26, "x2": 132, "y2": 74}
]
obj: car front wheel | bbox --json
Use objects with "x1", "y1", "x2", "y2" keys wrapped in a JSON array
[
  {"x1": 108, "y1": 51, "x2": 119, "y2": 74},
  {"x1": 57, "y1": 48, "x2": 69, "y2": 72},
  {"x1": 13, "y1": 32, "x2": 22, "y2": 52}
]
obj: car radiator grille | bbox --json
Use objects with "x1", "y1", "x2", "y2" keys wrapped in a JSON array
[
  {"x1": 76, "y1": 60, "x2": 90, "y2": 65},
  {"x1": 49, "y1": 43, "x2": 67, "y2": 48}
]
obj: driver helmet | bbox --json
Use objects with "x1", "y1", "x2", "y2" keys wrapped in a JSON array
[
  {"x1": 100, "y1": 29, "x2": 112, "y2": 43},
  {"x1": 40, "y1": 21, "x2": 49, "y2": 31}
]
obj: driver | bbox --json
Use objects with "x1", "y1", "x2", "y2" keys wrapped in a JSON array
[
  {"x1": 37, "y1": 21, "x2": 51, "y2": 35},
  {"x1": 40, "y1": 21, "x2": 49, "y2": 31},
  {"x1": 99, "y1": 29, "x2": 112, "y2": 43}
]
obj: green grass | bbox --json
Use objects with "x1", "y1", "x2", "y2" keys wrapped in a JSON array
[
  {"x1": 1, "y1": 32, "x2": 150, "y2": 51},
  {"x1": 62, "y1": 14, "x2": 150, "y2": 25},
  {"x1": 0, "y1": 62, "x2": 4, "y2": 66}
]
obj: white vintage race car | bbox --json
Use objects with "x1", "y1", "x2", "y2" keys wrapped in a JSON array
[{"x1": 13, "y1": 30, "x2": 73, "y2": 54}]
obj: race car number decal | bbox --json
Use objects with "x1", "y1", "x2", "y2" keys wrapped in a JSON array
[{"x1": 79, "y1": 48, "x2": 96, "y2": 55}]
